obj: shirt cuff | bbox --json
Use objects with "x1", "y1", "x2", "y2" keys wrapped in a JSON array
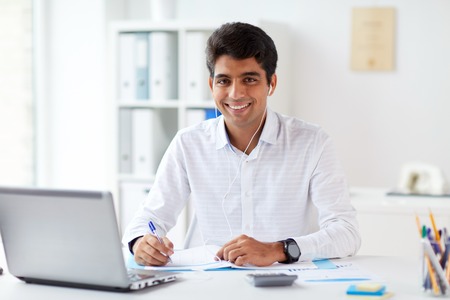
[{"x1": 128, "y1": 236, "x2": 143, "y2": 254}]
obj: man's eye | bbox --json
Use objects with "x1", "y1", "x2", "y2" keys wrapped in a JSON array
[
  {"x1": 244, "y1": 78, "x2": 257, "y2": 83},
  {"x1": 216, "y1": 79, "x2": 229, "y2": 85}
]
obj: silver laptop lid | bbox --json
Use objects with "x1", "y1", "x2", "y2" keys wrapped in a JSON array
[{"x1": 0, "y1": 187, "x2": 130, "y2": 289}]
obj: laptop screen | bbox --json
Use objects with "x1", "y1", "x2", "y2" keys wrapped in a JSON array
[{"x1": 0, "y1": 187, "x2": 130, "y2": 289}]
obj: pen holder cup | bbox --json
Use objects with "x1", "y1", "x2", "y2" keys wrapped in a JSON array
[{"x1": 421, "y1": 239, "x2": 450, "y2": 297}]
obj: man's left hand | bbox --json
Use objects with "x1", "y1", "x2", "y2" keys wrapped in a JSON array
[{"x1": 216, "y1": 234, "x2": 285, "y2": 266}]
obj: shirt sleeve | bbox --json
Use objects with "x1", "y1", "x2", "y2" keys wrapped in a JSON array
[
  {"x1": 295, "y1": 132, "x2": 361, "y2": 261},
  {"x1": 121, "y1": 132, "x2": 191, "y2": 249}
]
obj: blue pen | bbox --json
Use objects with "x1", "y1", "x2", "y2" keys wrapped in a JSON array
[{"x1": 148, "y1": 221, "x2": 172, "y2": 263}]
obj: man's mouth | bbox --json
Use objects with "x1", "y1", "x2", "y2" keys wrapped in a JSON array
[{"x1": 228, "y1": 103, "x2": 250, "y2": 110}]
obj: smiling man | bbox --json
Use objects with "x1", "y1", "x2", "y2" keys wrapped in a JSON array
[
  {"x1": 123, "y1": 22, "x2": 361, "y2": 267},
  {"x1": 210, "y1": 55, "x2": 272, "y2": 155}
]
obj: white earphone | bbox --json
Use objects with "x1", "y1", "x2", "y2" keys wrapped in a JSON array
[{"x1": 268, "y1": 85, "x2": 273, "y2": 95}]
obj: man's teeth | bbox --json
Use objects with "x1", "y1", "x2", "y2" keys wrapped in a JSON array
[{"x1": 229, "y1": 104, "x2": 249, "y2": 110}]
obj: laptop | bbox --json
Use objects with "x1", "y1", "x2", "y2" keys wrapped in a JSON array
[{"x1": 0, "y1": 186, "x2": 177, "y2": 292}]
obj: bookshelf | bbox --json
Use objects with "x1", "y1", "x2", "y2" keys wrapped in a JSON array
[{"x1": 109, "y1": 20, "x2": 291, "y2": 247}]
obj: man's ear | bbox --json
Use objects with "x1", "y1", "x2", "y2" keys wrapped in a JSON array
[
  {"x1": 268, "y1": 74, "x2": 277, "y2": 96},
  {"x1": 208, "y1": 76, "x2": 213, "y2": 92}
]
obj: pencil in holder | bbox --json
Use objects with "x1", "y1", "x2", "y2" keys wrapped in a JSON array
[{"x1": 421, "y1": 238, "x2": 450, "y2": 296}]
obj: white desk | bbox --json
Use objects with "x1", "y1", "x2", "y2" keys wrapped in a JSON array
[{"x1": 0, "y1": 242, "x2": 436, "y2": 300}]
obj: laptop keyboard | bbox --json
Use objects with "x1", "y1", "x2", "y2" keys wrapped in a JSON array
[{"x1": 127, "y1": 270, "x2": 155, "y2": 282}]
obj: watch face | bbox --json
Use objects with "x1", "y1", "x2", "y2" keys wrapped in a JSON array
[{"x1": 288, "y1": 243, "x2": 300, "y2": 258}]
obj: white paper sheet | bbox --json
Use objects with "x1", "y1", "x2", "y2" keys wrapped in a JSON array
[{"x1": 132, "y1": 245, "x2": 317, "y2": 271}]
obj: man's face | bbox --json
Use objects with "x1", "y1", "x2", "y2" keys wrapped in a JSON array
[{"x1": 209, "y1": 55, "x2": 274, "y2": 132}]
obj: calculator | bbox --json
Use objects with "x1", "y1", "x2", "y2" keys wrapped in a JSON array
[{"x1": 245, "y1": 273, "x2": 298, "y2": 287}]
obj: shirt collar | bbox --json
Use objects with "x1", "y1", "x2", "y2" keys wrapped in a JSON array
[
  {"x1": 259, "y1": 107, "x2": 278, "y2": 145},
  {"x1": 215, "y1": 116, "x2": 230, "y2": 150},
  {"x1": 215, "y1": 107, "x2": 279, "y2": 150}
]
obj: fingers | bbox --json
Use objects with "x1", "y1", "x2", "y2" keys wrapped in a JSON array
[
  {"x1": 216, "y1": 236, "x2": 238, "y2": 259},
  {"x1": 216, "y1": 235, "x2": 280, "y2": 267},
  {"x1": 233, "y1": 255, "x2": 248, "y2": 266},
  {"x1": 134, "y1": 234, "x2": 174, "y2": 266},
  {"x1": 216, "y1": 235, "x2": 240, "y2": 260},
  {"x1": 224, "y1": 248, "x2": 248, "y2": 266},
  {"x1": 162, "y1": 236, "x2": 174, "y2": 250},
  {"x1": 217, "y1": 234, "x2": 250, "y2": 263}
]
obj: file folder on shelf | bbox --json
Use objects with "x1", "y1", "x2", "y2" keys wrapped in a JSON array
[
  {"x1": 131, "y1": 108, "x2": 178, "y2": 177},
  {"x1": 118, "y1": 33, "x2": 135, "y2": 100},
  {"x1": 149, "y1": 32, "x2": 178, "y2": 100},
  {"x1": 131, "y1": 109, "x2": 155, "y2": 176},
  {"x1": 118, "y1": 108, "x2": 132, "y2": 174},
  {"x1": 119, "y1": 32, "x2": 149, "y2": 100},
  {"x1": 135, "y1": 32, "x2": 149, "y2": 99},
  {"x1": 185, "y1": 31, "x2": 211, "y2": 102}
]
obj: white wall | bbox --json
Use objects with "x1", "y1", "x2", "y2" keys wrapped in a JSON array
[
  {"x1": 36, "y1": 0, "x2": 110, "y2": 189},
  {"x1": 177, "y1": 0, "x2": 450, "y2": 188},
  {"x1": 39, "y1": 0, "x2": 450, "y2": 189}
]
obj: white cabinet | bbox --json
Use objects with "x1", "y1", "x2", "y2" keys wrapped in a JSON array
[
  {"x1": 351, "y1": 187, "x2": 450, "y2": 258},
  {"x1": 118, "y1": 179, "x2": 188, "y2": 245},
  {"x1": 109, "y1": 20, "x2": 291, "y2": 247},
  {"x1": 119, "y1": 180, "x2": 151, "y2": 235}
]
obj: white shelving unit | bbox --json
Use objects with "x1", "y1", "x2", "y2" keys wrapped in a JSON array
[{"x1": 108, "y1": 20, "x2": 291, "y2": 247}]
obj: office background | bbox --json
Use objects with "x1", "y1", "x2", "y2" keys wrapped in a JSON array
[{"x1": 12, "y1": 0, "x2": 450, "y2": 191}]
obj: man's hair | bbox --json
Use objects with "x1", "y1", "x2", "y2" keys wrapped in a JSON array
[{"x1": 206, "y1": 22, "x2": 278, "y2": 85}]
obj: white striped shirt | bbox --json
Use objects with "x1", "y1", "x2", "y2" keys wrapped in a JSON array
[{"x1": 122, "y1": 108, "x2": 361, "y2": 260}]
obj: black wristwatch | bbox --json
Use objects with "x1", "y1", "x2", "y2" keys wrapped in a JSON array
[{"x1": 279, "y1": 238, "x2": 301, "y2": 264}]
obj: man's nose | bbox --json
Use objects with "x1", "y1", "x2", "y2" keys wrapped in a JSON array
[{"x1": 228, "y1": 82, "x2": 246, "y2": 99}]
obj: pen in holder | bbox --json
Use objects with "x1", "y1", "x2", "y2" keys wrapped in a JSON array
[
  {"x1": 421, "y1": 238, "x2": 450, "y2": 296},
  {"x1": 417, "y1": 211, "x2": 450, "y2": 297}
]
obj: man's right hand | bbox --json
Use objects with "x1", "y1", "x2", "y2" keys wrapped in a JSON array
[{"x1": 132, "y1": 234, "x2": 174, "y2": 266}]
